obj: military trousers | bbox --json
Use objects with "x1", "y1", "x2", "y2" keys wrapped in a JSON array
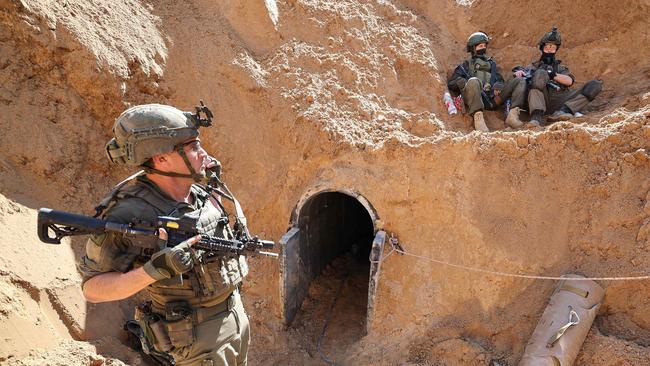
[
  {"x1": 529, "y1": 88, "x2": 589, "y2": 115},
  {"x1": 461, "y1": 77, "x2": 526, "y2": 115},
  {"x1": 170, "y1": 290, "x2": 250, "y2": 366},
  {"x1": 528, "y1": 69, "x2": 592, "y2": 114}
]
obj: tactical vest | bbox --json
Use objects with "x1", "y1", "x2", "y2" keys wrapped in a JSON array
[
  {"x1": 102, "y1": 178, "x2": 249, "y2": 313},
  {"x1": 468, "y1": 57, "x2": 494, "y2": 87}
]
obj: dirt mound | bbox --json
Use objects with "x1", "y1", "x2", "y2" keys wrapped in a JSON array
[
  {"x1": 3, "y1": 338, "x2": 141, "y2": 366},
  {"x1": 1, "y1": 0, "x2": 650, "y2": 365}
]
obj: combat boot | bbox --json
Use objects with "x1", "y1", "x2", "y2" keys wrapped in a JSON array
[
  {"x1": 473, "y1": 111, "x2": 489, "y2": 132},
  {"x1": 505, "y1": 107, "x2": 524, "y2": 128},
  {"x1": 547, "y1": 105, "x2": 573, "y2": 122},
  {"x1": 528, "y1": 109, "x2": 544, "y2": 127}
]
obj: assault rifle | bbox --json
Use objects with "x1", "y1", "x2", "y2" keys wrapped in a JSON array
[
  {"x1": 455, "y1": 63, "x2": 497, "y2": 110},
  {"x1": 512, "y1": 66, "x2": 561, "y2": 91},
  {"x1": 37, "y1": 208, "x2": 278, "y2": 258}
]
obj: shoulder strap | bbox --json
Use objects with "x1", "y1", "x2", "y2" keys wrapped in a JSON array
[
  {"x1": 94, "y1": 170, "x2": 145, "y2": 217},
  {"x1": 94, "y1": 170, "x2": 179, "y2": 217},
  {"x1": 463, "y1": 59, "x2": 472, "y2": 77},
  {"x1": 206, "y1": 177, "x2": 249, "y2": 237}
]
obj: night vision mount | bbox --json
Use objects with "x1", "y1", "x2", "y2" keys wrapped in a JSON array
[
  {"x1": 191, "y1": 100, "x2": 214, "y2": 128},
  {"x1": 548, "y1": 26, "x2": 559, "y2": 42}
]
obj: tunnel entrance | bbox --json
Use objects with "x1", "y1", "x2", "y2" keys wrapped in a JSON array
[{"x1": 280, "y1": 190, "x2": 386, "y2": 347}]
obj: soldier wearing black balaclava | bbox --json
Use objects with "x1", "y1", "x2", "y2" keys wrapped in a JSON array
[
  {"x1": 448, "y1": 32, "x2": 528, "y2": 132},
  {"x1": 524, "y1": 27, "x2": 603, "y2": 126}
]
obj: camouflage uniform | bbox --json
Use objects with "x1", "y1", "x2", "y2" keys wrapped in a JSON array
[
  {"x1": 79, "y1": 103, "x2": 251, "y2": 366},
  {"x1": 527, "y1": 59, "x2": 600, "y2": 115},
  {"x1": 526, "y1": 27, "x2": 603, "y2": 125},
  {"x1": 448, "y1": 56, "x2": 527, "y2": 115},
  {"x1": 79, "y1": 175, "x2": 250, "y2": 366}
]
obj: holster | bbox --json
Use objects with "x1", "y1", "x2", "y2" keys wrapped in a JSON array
[
  {"x1": 134, "y1": 291, "x2": 238, "y2": 353},
  {"x1": 518, "y1": 274, "x2": 605, "y2": 366},
  {"x1": 134, "y1": 302, "x2": 173, "y2": 353}
]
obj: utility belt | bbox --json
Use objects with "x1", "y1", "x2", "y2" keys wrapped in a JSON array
[{"x1": 135, "y1": 290, "x2": 238, "y2": 353}]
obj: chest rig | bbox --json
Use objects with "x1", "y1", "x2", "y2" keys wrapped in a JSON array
[
  {"x1": 96, "y1": 172, "x2": 249, "y2": 312},
  {"x1": 468, "y1": 56, "x2": 496, "y2": 87}
]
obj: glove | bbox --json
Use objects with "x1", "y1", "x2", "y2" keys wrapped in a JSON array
[
  {"x1": 206, "y1": 156, "x2": 222, "y2": 180},
  {"x1": 483, "y1": 82, "x2": 492, "y2": 92},
  {"x1": 143, "y1": 238, "x2": 196, "y2": 280}
]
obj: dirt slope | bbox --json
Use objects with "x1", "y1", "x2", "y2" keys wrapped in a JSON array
[{"x1": 1, "y1": 0, "x2": 649, "y2": 365}]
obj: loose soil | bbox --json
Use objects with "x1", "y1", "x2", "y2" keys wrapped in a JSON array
[{"x1": 1, "y1": 0, "x2": 650, "y2": 365}]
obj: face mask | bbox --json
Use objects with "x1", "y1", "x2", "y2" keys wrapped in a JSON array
[
  {"x1": 541, "y1": 52, "x2": 555, "y2": 64},
  {"x1": 475, "y1": 48, "x2": 486, "y2": 56}
]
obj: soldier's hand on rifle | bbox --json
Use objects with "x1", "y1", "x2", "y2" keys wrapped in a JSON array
[
  {"x1": 143, "y1": 230, "x2": 201, "y2": 281},
  {"x1": 483, "y1": 82, "x2": 491, "y2": 92},
  {"x1": 514, "y1": 69, "x2": 526, "y2": 78}
]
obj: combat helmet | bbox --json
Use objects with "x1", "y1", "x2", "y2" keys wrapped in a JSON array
[
  {"x1": 539, "y1": 26, "x2": 562, "y2": 51},
  {"x1": 466, "y1": 31, "x2": 490, "y2": 53},
  {"x1": 105, "y1": 102, "x2": 213, "y2": 181}
]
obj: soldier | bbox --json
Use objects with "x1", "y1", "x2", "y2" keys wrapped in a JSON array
[
  {"x1": 78, "y1": 104, "x2": 250, "y2": 366},
  {"x1": 523, "y1": 27, "x2": 603, "y2": 126},
  {"x1": 448, "y1": 31, "x2": 527, "y2": 132}
]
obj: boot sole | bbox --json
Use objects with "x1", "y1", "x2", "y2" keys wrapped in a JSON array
[{"x1": 547, "y1": 114, "x2": 572, "y2": 122}]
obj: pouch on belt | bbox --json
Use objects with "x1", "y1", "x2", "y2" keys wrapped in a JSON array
[
  {"x1": 134, "y1": 302, "x2": 173, "y2": 353},
  {"x1": 518, "y1": 274, "x2": 605, "y2": 366}
]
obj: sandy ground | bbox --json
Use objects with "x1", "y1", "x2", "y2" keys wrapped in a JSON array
[{"x1": 1, "y1": 0, "x2": 650, "y2": 365}]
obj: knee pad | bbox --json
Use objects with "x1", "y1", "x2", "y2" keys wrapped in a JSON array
[
  {"x1": 531, "y1": 70, "x2": 549, "y2": 90},
  {"x1": 581, "y1": 80, "x2": 602, "y2": 101}
]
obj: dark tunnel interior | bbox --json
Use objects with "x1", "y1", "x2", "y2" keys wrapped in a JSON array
[
  {"x1": 286, "y1": 192, "x2": 376, "y2": 342},
  {"x1": 282, "y1": 191, "x2": 380, "y2": 353},
  {"x1": 299, "y1": 192, "x2": 375, "y2": 278}
]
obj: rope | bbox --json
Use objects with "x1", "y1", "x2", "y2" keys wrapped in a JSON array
[
  {"x1": 380, "y1": 246, "x2": 650, "y2": 281},
  {"x1": 316, "y1": 272, "x2": 349, "y2": 366}
]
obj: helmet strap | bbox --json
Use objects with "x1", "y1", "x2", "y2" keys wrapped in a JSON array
[
  {"x1": 142, "y1": 166, "x2": 197, "y2": 179},
  {"x1": 176, "y1": 145, "x2": 204, "y2": 182},
  {"x1": 142, "y1": 145, "x2": 204, "y2": 182}
]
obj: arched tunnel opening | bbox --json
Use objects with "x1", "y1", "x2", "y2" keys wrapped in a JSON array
[{"x1": 280, "y1": 191, "x2": 382, "y2": 358}]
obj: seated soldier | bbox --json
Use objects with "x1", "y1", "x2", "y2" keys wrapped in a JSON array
[
  {"x1": 448, "y1": 31, "x2": 527, "y2": 132},
  {"x1": 519, "y1": 27, "x2": 603, "y2": 126}
]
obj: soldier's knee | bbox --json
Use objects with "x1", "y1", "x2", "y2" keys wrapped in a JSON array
[
  {"x1": 465, "y1": 77, "x2": 481, "y2": 89},
  {"x1": 512, "y1": 77, "x2": 526, "y2": 91},
  {"x1": 581, "y1": 80, "x2": 603, "y2": 101},
  {"x1": 531, "y1": 70, "x2": 549, "y2": 90},
  {"x1": 513, "y1": 76, "x2": 526, "y2": 85}
]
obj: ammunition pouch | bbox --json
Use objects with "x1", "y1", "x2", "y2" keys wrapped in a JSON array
[
  {"x1": 133, "y1": 291, "x2": 238, "y2": 354},
  {"x1": 124, "y1": 320, "x2": 175, "y2": 366},
  {"x1": 134, "y1": 303, "x2": 174, "y2": 353}
]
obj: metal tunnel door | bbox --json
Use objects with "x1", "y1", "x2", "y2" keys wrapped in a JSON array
[
  {"x1": 279, "y1": 227, "x2": 306, "y2": 327},
  {"x1": 280, "y1": 226, "x2": 387, "y2": 330}
]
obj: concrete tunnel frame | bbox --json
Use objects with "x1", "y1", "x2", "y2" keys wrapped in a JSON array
[{"x1": 279, "y1": 187, "x2": 387, "y2": 334}]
